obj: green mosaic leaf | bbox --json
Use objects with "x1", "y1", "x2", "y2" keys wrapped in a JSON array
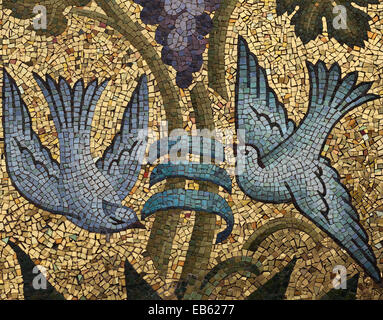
[
  {"x1": 3, "y1": 0, "x2": 92, "y2": 36},
  {"x1": 320, "y1": 273, "x2": 359, "y2": 300},
  {"x1": 276, "y1": 0, "x2": 379, "y2": 47},
  {"x1": 247, "y1": 258, "x2": 297, "y2": 300},
  {"x1": 124, "y1": 260, "x2": 161, "y2": 300},
  {"x1": 7, "y1": 240, "x2": 65, "y2": 300}
]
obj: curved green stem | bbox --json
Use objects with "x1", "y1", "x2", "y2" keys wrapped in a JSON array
[
  {"x1": 198, "y1": 256, "x2": 262, "y2": 299},
  {"x1": 208, "y1": 0, "x2": 239, "y2": 100},
  {"x1": 243, "y1": 217, "x2": 324, "y2": 252}
]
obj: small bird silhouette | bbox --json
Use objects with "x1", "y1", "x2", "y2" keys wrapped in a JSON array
[
  {"x1": 3, "y1": 69, "x2": 149, "y2": 234},
  {"x1": 235, "y1": 37, "x2": 381, "y2": 282}
]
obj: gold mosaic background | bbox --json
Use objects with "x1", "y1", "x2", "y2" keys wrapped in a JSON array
[{"x1": 1, "y1": 0, "x2": 383, "y2": 299}]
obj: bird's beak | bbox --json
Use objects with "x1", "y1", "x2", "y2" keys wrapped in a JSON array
[{"x1": 130, "y1": 221, "x2": 146, "y2": 229}]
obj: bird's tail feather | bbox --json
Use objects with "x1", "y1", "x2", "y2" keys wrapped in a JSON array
[
  {"x1": 306, "y1": 61, "x2": 379, "y2": 126},
  {"x1": 33, "y1": 73, "x2": 109, "y2": 132}
]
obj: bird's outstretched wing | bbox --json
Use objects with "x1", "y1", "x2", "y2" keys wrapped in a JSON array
[
  {"x1": 3, "y1": 70, "x2": 63, "y2": 213},
  {"x1": 286, "y1": 158, "x2": 381, "y2": 282},
  {"x1": 235, "y1": 36, "x2": 295, "y2": 158},
  {"x1": 96, "y1": 76, "x2": 149, "y2": 201}
]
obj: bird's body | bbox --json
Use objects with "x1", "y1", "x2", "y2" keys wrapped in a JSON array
[
  {"x1": 3, "y1": 70, "x2": 149, "y2": 233},
  {"x1": 235, "y1": 37, "x2": 381, "y2": 282}
]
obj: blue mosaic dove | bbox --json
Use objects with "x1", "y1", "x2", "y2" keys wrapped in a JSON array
[
  {"x1": 235, "y1": 37, "x2": 381, "y2": 282},
  {"x1": 3, "y1": 69, "x2": 149, "y2": 234}
]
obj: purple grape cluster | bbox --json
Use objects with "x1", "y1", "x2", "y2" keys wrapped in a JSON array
[{"x1": 134, "y1": 0, "x2": 221, "y2": 88}]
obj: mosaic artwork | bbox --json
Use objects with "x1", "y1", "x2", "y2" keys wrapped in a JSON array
[{"x1": 1, "y1": 0, "x2": 383, "y2": 301}]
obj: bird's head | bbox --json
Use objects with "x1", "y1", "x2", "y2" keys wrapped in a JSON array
[{"x1": 235, "y1": 142, "x2": 262, "y2": 171}]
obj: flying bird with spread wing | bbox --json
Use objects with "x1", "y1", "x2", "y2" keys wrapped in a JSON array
[
  {"x1": 3, "y1": 69, "x2": 149, "y2": 234},
  {"x1": 235, "y1": 37, "x2": 381, "y2": 282}
]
